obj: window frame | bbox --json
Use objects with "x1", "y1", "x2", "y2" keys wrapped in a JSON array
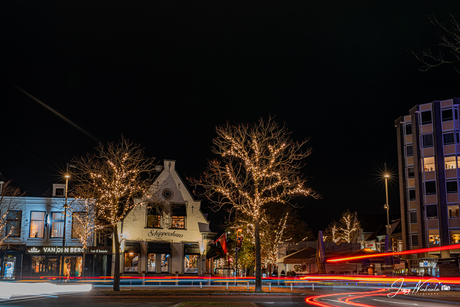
[
  {"x1": 29, "y1": 211, "x2": 46, "y2": 238},
  {"x1": 426, "y1": 205, "x2": 438, "y2": 219},
  {"x1": 146, "y1": 208, "x2": 162, "y2": 228},
  {"x1": 50, "y1": 212, "x2": 64, "y2": 238},
  {"x1": 6, "y1": 210, "x2": 22, "y2": 238},
  {"x1": 444, "y1": 133, "x2": 455, "y2": 145},
  {"x1": 442, "y1": 109, "x2": 453, "y2": 121},
  {"x1": 447, "y1": 181, "x2": 458, "y2": 194},
  {"x1": 422, "y1": 134, "x2": 434, "y2": 148},
  {"x1": 421, "y1": 110, "x2": 432, "y2": 125}
]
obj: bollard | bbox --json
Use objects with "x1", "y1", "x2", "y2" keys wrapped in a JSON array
[
  {"x1": 269, "y1": 283, "x2": 271, "y2": 290},
  {"x1": 226, "y1": 282, "x2": 228, "y2": 290},
  {"x1": 247, "y1": 282, "x2": 249, "y2": 290},
  {"x1": 290, "y1": 283, "x2": 293, "y2": 291},
  {"x1": 312, "y1": 283, "x2": 314, "y2": 291},
  {"x1": 176, "y1": 274, "x2": 178, "y2": 286},
  {"x1": 200, "y1": 282, "x2": 202, "y2": 289}
]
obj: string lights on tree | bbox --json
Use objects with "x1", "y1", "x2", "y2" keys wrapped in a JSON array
[
  {"x1": 325, "y1": 210, "x2": 360, "y2": 245},
  {"x1": 194, "y1": 117, "x2": 318, "y2": 292},
  {"x1": 72, "y1": 137, "x2": 156, "y2": 291}
]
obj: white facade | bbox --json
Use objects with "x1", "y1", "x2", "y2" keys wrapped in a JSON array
[{"x1": 116, "y1": 160, "x2": 214, "y2": 275}]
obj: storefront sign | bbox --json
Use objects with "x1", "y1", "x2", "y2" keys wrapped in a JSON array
[
  {"x1": 26, "y1": 246, "x2": 84, "y2": 254},
  {"x1": 87, "y1": 247, "x2": 112, "y2": 254},
  {"x1": 419, "y1": 261, "x2": 437, "y2": 268},
  {"x1": 147, "y1": 229, "x2": 184, "y2": 238}
]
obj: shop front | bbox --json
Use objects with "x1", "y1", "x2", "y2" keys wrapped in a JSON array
[{"x1": 25, "y1": 246, "x2": 84, "y2": 278}]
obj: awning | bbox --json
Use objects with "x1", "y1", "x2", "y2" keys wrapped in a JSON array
[
  {"x1": 206, "y1": 245, "x2": 224, "y2": 259},
  {"x1": 148, "y1": 242, "x2": 171, "y2": 254}
]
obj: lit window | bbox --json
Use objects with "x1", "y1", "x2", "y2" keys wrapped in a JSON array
[
  {"x1": 161, "y1": 254, "x2": 169, "y2": 273},
  {"x1": 30, "y1": 212, "x2": 45, "y2": 238},
  {"x1": 448, "y1": 205, "x2": 459, "y2": 218},
  {"x1": 147, "y1": 208, "x2": 161, "y2": 228},
  {"x1": 442, "y1": 109, "x2": 453, "y2": 121},
  {"x1": 171, "y1": 216, "x2": 185, "y2": 229},
  {"x1": 421, "y1": 110, "x2": 432, "y2": 124},
  {"x1": 423, "y1": 157, "x2": 435, "y2": 172},
  {"x1": 428, "y1": 230, "x2": 440, "y2": 245},
  {"x1": 184, "y1": 255, "x2": 199, "y2": 274},
  {"x1": 6, "y1": 211, "x2": 22, "y2": 238},
  {"x1": 444, "y1": 133, "x2": 455, "y2": 145},
  {"x1": 450, "y1": 230, "x2": 460, "y2": 244},
  {"x1": 447, "y1": 181, "x2": 458, "y2": 193},
  {"x1": 445, "y1": 156, "x2": 457, "y2": 170},
  {"x1": 147, "y1": 253, "x2": 156, "y2": 272},
  {"x1": 422, "y1": 134, "x2": 433, "y2": 148},
  {"x1": 50, "y1": 212, "x2": 64, "y2": 238}
]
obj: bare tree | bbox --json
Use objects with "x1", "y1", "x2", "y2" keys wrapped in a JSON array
[
  {"x1": 414, "y1": 15, "x2": 460, "y2": 72},
  {"x1": 71, "y1": 137, "x2": 156, "y2": 291},
  {"x1": 0, "y1": 180, "x2": 25, "y2": 248},
  {"x1": 193, "y1": 117, "x2": 317, "y2": 292},
  {"x1": 324, "y1": 210, "x2": 360, "y2": 244}
]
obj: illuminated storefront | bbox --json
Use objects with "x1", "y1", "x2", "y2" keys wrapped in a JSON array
[{"x1": 116, "y1": 160, "x2": 215, "y2": 275}]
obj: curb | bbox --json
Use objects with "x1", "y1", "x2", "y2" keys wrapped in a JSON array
[{"x1": 89, "y1": 292, "x2": 308, "y2": 297}]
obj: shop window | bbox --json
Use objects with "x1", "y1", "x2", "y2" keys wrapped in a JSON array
[
  {"x1": 421, "y1": 110, "x2": 432, "y2": 125},
  {"x1": 408, "y1": 189, "x2": 416, "y2": 201},
  {"x1": 160, "y1": 254, "x2": 170, "y2": 273},
  {"x1": 448, "y1": 205, "x2": 460, "y2": 218},
  {"x1": 50, "y1": 212, "x2": 64, "y2": 238},
  {"x1": 426, "y1": 205, "x2": 438, "y2": 219},
  {"x1": 147, "y1": 253, "x2": 156, "y2": 272},
  {"x1": 47, "y1": 257, "x2": 60, "y2": 276},
  {"x1": 450, "y1": 230, "x2": 460, "y2": 244},
  {"x1": 410, "y1": 212, "x2": 417, "y2": 223},
  {"x1": 428, "y1": 230, "x2": 440, "y2": 245},
  {"x1": 442, "y1": 109, "x2": 453, "y2": 121},
  {"x1": 445, "y1": 156, "x2": 457, "y2": 170},
  {"x1": 423, "y1": 157, "x2": 435, "y2": 172},
  {"x1": 447, "y1": 181, "x2": 458, "y2": 193},
  {"x1": 31, "y1": 256, "x2": 46, "y2": 275},
  {"x1": 444, "y1": 133, "x2": 455, "y2": 145},
  {"x1": 184, "y1": 255, "x2": 199, "y2": 274},
  {"x1": 29, "y1": 212, "x2": 45, "y2": 238},
  {"x1": 406, "y1": 146, "x2": 413, "y2": 157},
  {"x1": 411, "y1": 235, "x2": 418, "y2": 246},
  {"x1": 147, "y1": 208, "x2": 161, "y2": 228},
  {"x1": 425, "y1": 181, "x2": 436, "y2": 195},
  {"x1": 407, "y1": 167, "x2": 415, "y2": 179},
  {"x1": 405, "y1": 124, "x2": 412, "y2": 135},
  {"x1": 64, "y1": 256, "x2": 82, "y2": 277},
  {"x1": 71, "y1": 212, "x2": 86, "y2": 239},
  {"x1": 124, "y1": 251, "x2": 139, "y2": 273},
  {"x1": 422, "y1": 134, "x2": 433, "y2": 148},
  {"x1": 6, "y1": 211, "x2": 22, "y2": 238}
]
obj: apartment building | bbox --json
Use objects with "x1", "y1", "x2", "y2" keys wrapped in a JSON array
[{"x1": 395, "y1": 98, "x2": 460, "y2": 276}]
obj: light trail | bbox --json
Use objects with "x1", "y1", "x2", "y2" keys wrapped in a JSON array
[
  {"x1": 11, "y1": 83, "x2": 99, "y2": 142},
  {"x1": 327, "y1": 244, "x2": 460, "y2": 263},
  {"x1": 305, "y1": 288, "x2": 388, "y2": 307}
]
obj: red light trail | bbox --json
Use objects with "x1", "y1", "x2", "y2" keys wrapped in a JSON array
[{"x1": 327, "y1": 243, "x2": 460, "y2": 263}]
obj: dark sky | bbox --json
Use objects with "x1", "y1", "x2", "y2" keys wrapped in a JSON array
[{"x1": 2, "y1": 1, "x2": 460, "y2": 233}]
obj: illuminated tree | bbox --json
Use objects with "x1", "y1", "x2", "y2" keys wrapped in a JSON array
[
  {"x1": 325, "y1": 210, "x2": 360, "y2": 244},
  {"x1": 0, "y1": 180, "x2": 25, "y2": 248},
  {"x1": 68, "y1": 186, "x2": 104, "y2": 278},
  {"x1": 414, "y1": 15, "x2": 460, "y2": 72},
  {"x1": 72, "y1": 137, "x2": 156, "y2": 291},
  {"x1": 195, "y1": 118, "x2": 317, "y2": 292}
]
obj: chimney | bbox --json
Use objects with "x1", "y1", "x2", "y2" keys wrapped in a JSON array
[{"x1": 52, "y1": 183, "x2": 66, "y2": 197}]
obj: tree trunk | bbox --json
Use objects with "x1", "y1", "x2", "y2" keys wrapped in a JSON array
[
  {"x1": 82, "y1": 252, "x2": 86, "y2": 278},
  {"x1": 254, "y1": 217, "x2": 262, "y2": 292},
  {"x1": 113, "y1": 224, "x2": 121, "y2": 291}
]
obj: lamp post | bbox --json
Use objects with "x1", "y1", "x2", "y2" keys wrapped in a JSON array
[
  {"x1": 384, "y1": 173, "x2": 390, "y2": 237},
  {"x1": 60, "y1": 173, "x2": 70, "y2": 279}
]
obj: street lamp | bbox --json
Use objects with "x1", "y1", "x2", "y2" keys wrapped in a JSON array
[
  {"x1": 60, "y1": 173, "x2": 70, "y2": 278},
  {"x1": 384, "y1": 173, "x2": 390, "y2": 237}
]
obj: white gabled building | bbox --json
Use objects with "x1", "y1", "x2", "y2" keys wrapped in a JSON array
[{"x1": 116, "y1": 160, "x2": 215, "y2": 275}]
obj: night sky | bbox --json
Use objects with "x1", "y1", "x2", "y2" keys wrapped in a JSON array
[{"x1": 2, "y1": 1, "x2": 460, "y2": 234}]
